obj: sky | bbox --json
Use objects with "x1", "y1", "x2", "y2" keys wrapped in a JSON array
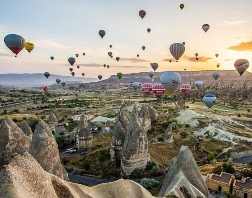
[{"x1": 0, "y1": 0, "x2": 252, "y2": 78}]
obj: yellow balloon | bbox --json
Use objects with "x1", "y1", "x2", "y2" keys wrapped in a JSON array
[{"x1": 24, "y1": 42, "x2": 34, "y2": 53}]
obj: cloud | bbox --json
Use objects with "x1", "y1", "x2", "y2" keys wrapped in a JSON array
[
  {"x1": 184, "y1": 55, "x2": 212, "y2": 62},
  {"x1": 228, "y1": 41, "x2": 252, "y2": 52},
  {"x1": 116, "y1": 65, "x2": 147, "y2": 69},
  {"x1": 224, "y1": 20, "x2": 248, "y2": 26},
  {"x1": 79, "y1": 63, "x2": 103, "y2": 67},
  {"x1": 120, "y1": 57, "x2": 149, "y2": 63},
  {"x1": 37, "y1": 39, "x2": 70, "y2": 50},
  {"x1": 162, "y1": 58, "x2": 175, "y2": 62}
]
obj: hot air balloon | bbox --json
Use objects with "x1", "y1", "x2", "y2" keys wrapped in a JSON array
[
  {"x1": 217, "y1": 64, "x2": 220, "y2": 68},
  {"x1": 142, "y1": 46, "x2": 146, "y2": 51},
  {"x1": 108, "y1": 51, "x2": 113, "y2": 57},
  {"x1": 98, "y1": 75, "x2": 102, "y2": 80},
  {"x1": 234, "y1": 59, "x2": 249, "y2": 76},
  {"x1": 195, "y1": 53, "x2": 199, "y2": 57},
  {"x1": 215, "y1": 53, "x2": 219, "y2": 58},
  {"x1": 179, "y1": 3, "x2": 184, "y2": 10},
  {"x1": 194, "y1": 80, "x2": 204, "y2": 89},
  {"x1": 99, "y1": 30, "x2": 106, "y2": 38},
  {"x1": 103, "y1": 64, "x2": 106, "y2": 68},
  {"x1": 71, "y1": 72, "x2": 75, "y2": 77},
  {"x1": 83, "y1": 52, "x2": 86, "y2": 56},
  {"x1": 109, "y1": 44, "x2": 112, "y2": 48},
  {"x1": 69, "y1": 67, "x2": 73, "y2": 72},
  {"x1": 50, "y1": 56, "x2": 54, "y2": 60},
  {"x1": 147, "y1": 28, "x2": 151, "y2": 33},
  {"x1": 42, "y1": 86, "x2": 48, "y2": 93},
  {"x1": 75, "y1": 53, "x2": 79, "y2": 58},
  {"x1": 137, "y1": 54, "x2": 140, "y2": 58},
  {"x1": 56, "y1": 79, "x2": 61, "y2": 84},
  {"x1": 116, "y1": 57, "x2": 120, "y2": 62},
  {"x1": 169, "y1": 59, "x2": 172, "y2": 63},
  {"x1": 82, "y1": 73, "x2": 85, "y2": 77},
  {"x1": 212, "y1": 72, "x2": 220, "y2": 80},
  {"x1": 170, "y1": 43, "x2": 185, "y2": 61},
  {"x1": 107, "y1": 65, "x2": 110, "y2": 69},
  {"x1": 180, "y1": 84, "x2": 191, "y2": 96},
  {"x1": 24, "y1": 42, "x2": 34, "y2": 53},
  {"x1": 150, "y1": 63, "x2": 158, "y2": 72},
  {"x1": 160, "y1": 72, "x2": 181, "y2": 93},
  {"x1": 4, "y1": 34, "x2": 25, "y2": 55},
  {"x1": 77, "y1": 65, "x2": 80, "y2": 69},
  {"x1": 202, "y1": 24, "x2": 210, "y2": 32},
  {"x1": 61, "y1": 82, "x2": 66, "y2": 87},
  {"x1": 149, "y1": 72, "x2": 154, "y2": 79},
  {"x1": 182, "y1": 42, "x2": 186, "y2": 45},
  {"x1": 139, "y1": 10, "x2": 146, "y2": 19},
  {"x1": 68, "y1": 57, "x2": 76, "y2": 66},
  {"x1": 202, "y1": 92, "x2": 216, "y2": 108},
  {"x1": 117, "y1": 72, "x2": 123, "y2": 80},
  {"x1": 44, "y1": 72, "x2": 50, "y2": 79}
]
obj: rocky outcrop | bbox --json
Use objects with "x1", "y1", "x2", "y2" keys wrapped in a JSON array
[
  {"x1": 159, "y1": 146, "x2": 209, "y2": 198},
  {"x1": 48, "y1": 112, "x2": 58, "y2": 124},
  {"x1": 79, "y1": 114, "x2": 88, "y2": 129},
  {"x1": 112, "y1": 103, "x2": 158, "y2": 175},
  {"x1": 0, "y1": 152, "x2": 154, "y2": 198},
  {"x1": 30, "y1": 120, "x2": 68, "y2": 180},
  {"x1": 17, "y1": 120, "x2": 33, "y2": 140},
  {"x1": 0, "y1": 119, "x2": 30, "y2": 166}
]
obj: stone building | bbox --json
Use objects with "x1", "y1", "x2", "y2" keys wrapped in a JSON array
[
  {"x1": 233, "y1": 178, "x2": 252, "y2": 198},
  {"x1": 207, "y1": 172, "x2": 234, "y2": 194}
]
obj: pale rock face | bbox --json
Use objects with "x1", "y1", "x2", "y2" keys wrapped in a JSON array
[
  {"x1": 112, "y1": 103, "x2": 158, "y2": 175},
  {"x1": 0, "y1": 153, "x2": 155, "y2": 198},
  {"x1": 159, "y1": 146, "x2": 209, "y2": 198},
  {"x1": 30, "y1": 120, "x2": 68, "y2": 180},
  {"x1": 0, "y1": 119, "x2": 30, "y2": 166},
  {"x1": 17, "y1": 120, "x2": 33, "y2": 140},
  {"x1": 79, "y1": 114, "x2": 89, "y2": 130},
  {"x1": 48, "y1": 112, "x2": 58, "y2": 124}
]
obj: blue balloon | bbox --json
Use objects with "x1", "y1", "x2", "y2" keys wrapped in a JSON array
[
  {"x1": 4, "y1": 34, "x2": 25, "y2": 55},
  {"x1": 202, "y1": 93, "x2": 216, "y2": 108},
  {"x1": 160, "y1": 72, "x2": 181, "y2": 92}
]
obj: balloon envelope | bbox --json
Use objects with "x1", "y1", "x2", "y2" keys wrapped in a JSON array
[
  {"x1": 160, "y1": 72, "x2": 181, "y2": 93},
  {"x1": 44, "y1": 72, "x2": 50, "y2": 79},
  {"x1": 212, "y1": 72, "x2": 220, "y2": 80},
  {"x1": 24, "y1": 42, "x2": 34, "y2": 53},
  {"x1": 99, "y1": 30, "x2": 106, "y2": 38},
  {"x1": 68, "y1": 57, "x2": 76, "y2": 66},
  {"x1": 203, "y1": 93, "x2": 216, "y2": 108},
  {"x1": 150, "y1": 63, "x2": 158, "y2": 71},
  {"x1": 56, "y1": 79, "x2": 61, "y2": 84},
  {"x1": 194, "y1": 80, "x2": 204, "y2": 89},
  {"x1": 170, "y1": 43, "x2": 185, "y2": 61},
  {"x1": 234, "y1": 59, "x2": 249, "y2": 76},
  {"x1": 98, "y1": 75, "x2": 102, "y2": 80},
  {"x1": 139, "y1": 10, "x2": 146, "y2": 19},
  {"x1": 202, "y1": 24, "x2": 210, "y2": 32},
  {"x1": 4, "y1": 34, "x2": 25, "y2": 55}
]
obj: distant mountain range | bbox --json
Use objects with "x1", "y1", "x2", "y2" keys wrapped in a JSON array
[
  {"x1": 81, "y1": 70, "x2": 252, "y2": 90},
  {"x1": 0, "y1": 73, "x2": 96, "y2": 88}
]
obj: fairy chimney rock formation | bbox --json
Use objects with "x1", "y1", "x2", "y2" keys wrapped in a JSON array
[
  {"x1": 30, "y1": 120, "x2": 68, "y2": 180},
  {"x1": 112, "y1": 103, "x2": 158, "y2": 175},
  {"x1": 159, "y1": 146, "x2": 209, "y2": 198}
]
